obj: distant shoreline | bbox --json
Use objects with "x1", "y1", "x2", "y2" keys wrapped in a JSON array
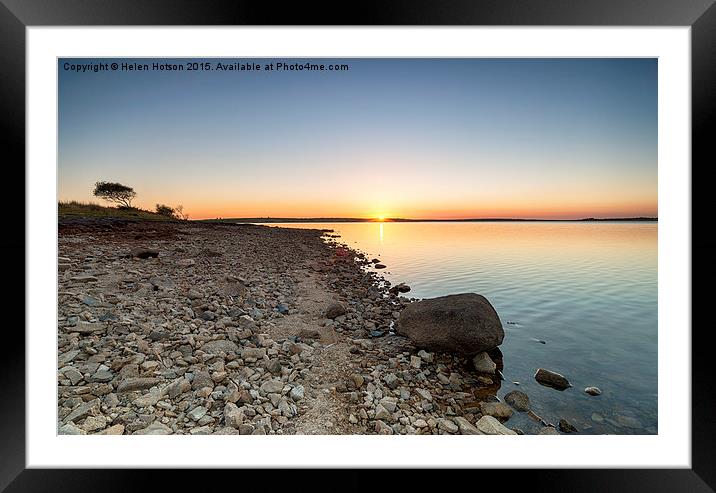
[{"x1": 204, "y1": 217, "x2": 658, "y2": 224}]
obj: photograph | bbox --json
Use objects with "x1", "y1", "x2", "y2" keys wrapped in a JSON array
[{"x1": 56, "y1": 57, "x2": 658, "y2": 437}]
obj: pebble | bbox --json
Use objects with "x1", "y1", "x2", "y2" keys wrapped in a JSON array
[
  {"x1": 472, "y1": 352, "x2": 496, "y2": 374},
  {"x1": 66, "y1": 322, "x2": 106, "y2": 335},
  {"x1": 374, "y1": 404, "x2": 393, "y2": 421},
  {"x1": 187, "y1": 406, "x2": 208, "y2": 421},
  {"x1": 417, "y1": 350, "x2": 433, "y2": 363},
  {"x1": 415, "y1": 388, "x2": 432, "y2": 401},
  {"x1": 133, "y1": 422, "x2": 172, "y2": 435},
  {"x1": 475, "y1": 415, "x2": 517, "y2": 435},
  {"x1": 379, "y1": 397, "x2": 398, "y2": 413},
  {"x1": 325, "y1": 302, "x2": 347, "y2": 319},
  {"x1": 96, "y1": 424, "x2": 125, "y2": 435},
  {"x1": 289, "y1": 385, "x2": 305, "y2": 401},
  {"x1": 585, "y1": 386, "x2": 602, "y2": 396},
  {"x1": 383, "y1": 373, "x2": 399, "y2": 389},
  {"x1": 191, "y1": 371, "x2": 214, "y2": 391},
  {"x1": 117, "y1": 377, "x2": 162, "y2": 393},
  {"x1": 375, "y1": 420, "x2": 393, "y2": 434},
  {"x1": 352, "y1": 374, "x2": 365, "y2": 388},
  {"x1": 81, "y1": 415, "x2": 107, "y2": 432},
  {"x1": 260, "y1": 379, "x2": 285, "y2": 394},
  {"x1": 239, "y1": 424, "x2": 255, "y2": 435},
  {"x1": 201, "y1": 340, "x2": 240, "y2": 355},
  {"x1": 64, "y1": 368, "x2": 83, "y2": 386},
  {"x1": 63, "y1": 399, "x2": 100, "y2": 423},
  {"x1": 452, "y1": 416, "x2": 480, "y2": 435},
  {"x1": 438, "y1": 418, "x2": 459, "y2": 433},
  {"x1": 59, "y1": 423, "x2": 86, "y2": 435},
  {"x1": 133, "y1": 390, "x2": 163, "y2": 408},
  {"x1": 70, "y1": 274, "x2": 98, "y2": 283},
  {"x1": 190, "y1": 426, "x2": 214, "y2": 435}
]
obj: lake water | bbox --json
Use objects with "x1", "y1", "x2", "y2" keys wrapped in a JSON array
[{"x1": 263, "y1": 221, "x2": 658, "y2": 434}]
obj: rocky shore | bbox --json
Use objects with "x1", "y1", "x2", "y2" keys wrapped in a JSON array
[{"x1": 58, "y1": 218, "x2": 565, "y2": 435}]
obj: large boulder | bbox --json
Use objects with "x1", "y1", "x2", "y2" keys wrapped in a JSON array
[{"x1": 395, "y1": 293, "x2": 504, "y2": 355}]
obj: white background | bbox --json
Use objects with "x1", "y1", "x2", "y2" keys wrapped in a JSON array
[{"x1": 27, "y1": 27, "x2": 690, "y2": 468}]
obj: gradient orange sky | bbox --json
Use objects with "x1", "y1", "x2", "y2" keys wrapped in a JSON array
[{"x1": 59, "y1": 58, "x2": 657, "y2": 220}]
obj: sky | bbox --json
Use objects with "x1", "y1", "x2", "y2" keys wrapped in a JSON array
[{"x1": 58, "y1": 58, "x2": 657, "y2": 220}]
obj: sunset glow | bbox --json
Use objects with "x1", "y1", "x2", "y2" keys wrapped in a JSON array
[{"x1": 58, "y1": 58, "x2": 657, "y2": 220}]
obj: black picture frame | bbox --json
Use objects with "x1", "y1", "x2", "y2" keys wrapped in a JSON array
[{"x1": 3, "y1": 0, "x2": 713, "y2": 490}]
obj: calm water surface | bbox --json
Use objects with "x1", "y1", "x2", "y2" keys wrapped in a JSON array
[{"x1": 264, "y1": 221, "x2": 658, "y2": 435}]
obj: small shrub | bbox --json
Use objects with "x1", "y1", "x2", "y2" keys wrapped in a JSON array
[
  {"x1": 174, "y1": 205, "x2": 189, "y2": 220},
  {"x1": 155, "y1": 204, "x2": 176, "y2": 217}
]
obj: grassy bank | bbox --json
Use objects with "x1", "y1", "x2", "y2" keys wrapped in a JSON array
[{"x1": 58, "y1": 201, "x2": 176, "y2": 221}]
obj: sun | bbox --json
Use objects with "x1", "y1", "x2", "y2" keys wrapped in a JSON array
[{"x1": 377, "y1": 215, "x2": 386, "y2": 222}]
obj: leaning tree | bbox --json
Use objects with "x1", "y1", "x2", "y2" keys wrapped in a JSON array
[{"x1": 92, "y1": 181, "x2": 137, "y2": 208}]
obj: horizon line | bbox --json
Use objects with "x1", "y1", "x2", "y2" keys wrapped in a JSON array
[{"x1": 202, "y1": 216, "x2": 658, "y2": 223}]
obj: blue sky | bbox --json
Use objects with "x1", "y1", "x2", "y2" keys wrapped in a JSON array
[{"x1": 58, "y1": 58, "x2": 657, "y2": 219}]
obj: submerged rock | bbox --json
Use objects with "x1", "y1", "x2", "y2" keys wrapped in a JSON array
[
  {"x1": 395, "y1": 293, "x2": 504, "y2": 355},
  {"x1": 480, "y1": 401, "x2": 513, "y2": 421},
  {"x1": 534, "y1": 368, "x2": 571, "y2": 390},
  {"x1": 504, "y1": 390, "x2": 530, "y2": 412},
  {"x1": 558, "y1": 419, "x2": 578, "y2": 433},
  {"x1": 616, "y1": 415, "x2": 643, "y2": 429},
  {"x1": 389, "y1": 283, "x2": 411, "y2": 294}
]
